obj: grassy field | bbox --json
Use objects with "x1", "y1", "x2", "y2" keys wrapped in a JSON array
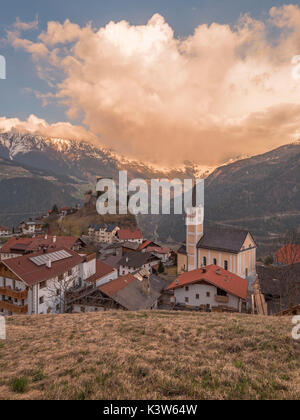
[{"x1": 0, "y1": 311, "x2": 300, "y2": 400}]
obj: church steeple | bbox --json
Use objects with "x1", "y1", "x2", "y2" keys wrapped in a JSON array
[{"x1": 185, "y1": 182, "x2": 204, "y2": 271}]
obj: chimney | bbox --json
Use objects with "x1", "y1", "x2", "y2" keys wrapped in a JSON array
[
  {"x1": 53, "y1": 236, "x2": 56, "y2": 243},
  {"x1": 46, "y1": 259, "x2": 52, "y2": 269}
]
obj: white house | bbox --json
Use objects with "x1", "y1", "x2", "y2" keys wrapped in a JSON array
[
  {"x1": 19, "y1": 220, "x2": 43, "y2": 236},
  {"x1": 145, "y1": 246, "x2": 171, "y2": 263},
  {"x1": 0, "y1": 226, "x2": 10, "y2": 237},
  {"x1": 71, "y1": 260, "x2": 118, "y2": 313},
  {"x1": 117, "y1": 229, "x2": 143, "y2": 244},
  {"x1": 0, "y1": 248, "x2": 110, "y2": 316},
  {"x1": 88, "y1": 224, "x2": 119, "y2": 244},
  {"x1": 117, "y1": 251, "x2": 160, "y2": 276},
  {"x1": 166, "y1": 265, "x2": 248, "y2": 313}
]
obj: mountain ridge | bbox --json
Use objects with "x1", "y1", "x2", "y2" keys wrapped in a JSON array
[{"x1": 0, "y1": 130, "x2": 214, "y2": 181}]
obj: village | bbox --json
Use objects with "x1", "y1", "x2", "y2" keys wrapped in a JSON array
[{"x1": 0, "y1": 182, "x2": 299, "y2": 319}]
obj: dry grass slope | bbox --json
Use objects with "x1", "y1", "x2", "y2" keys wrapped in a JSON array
[
  {"x1": 0, "y1": 311, "x2": 300, "y2": 400},
  {"x1": 47, "y1": 206, "x2": 138, "y2": 237}
]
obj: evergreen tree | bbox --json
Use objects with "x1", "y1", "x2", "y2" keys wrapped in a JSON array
[
  {"x1": 51, "y1": 204, "x2": 59, "y2": 214},
  {"x1": 158, "y1": 261, "x2": 165, "y2": 274}
]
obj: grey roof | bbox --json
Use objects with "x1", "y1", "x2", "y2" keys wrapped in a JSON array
[
  {"x1": 122, "y1": 242, "x2": 140, "y2": 250},
  {"x1": 105, "y1": 274, "x2": 170, "y2": 310},
  {"x1": 197, "y1": 226, "x2": 255, "y2": 254},
  {"x1": 89, "y1": 223, "x2": 118, "y2": 232},
  {"x1": 103, "y1": 243, "x2": 123, "y2": 250},
  {"x1": 177, "y1": 244, "x2": 187, "y2": 255},
  {"x1": 100, "y1": 255, "x2": 122, "y2": 269},
  {"x1": 106, "y1": 224, "x2": 118, "y2": 232},
  {"x1": 103, "y1": 242, "x2": 139, "y2": 251},
  {"x1": 257, "y1": 263, "x2": 300, "y2": 314},
  {"x1": 118, "y1": 251, "x2": 159, "y2": 268}
]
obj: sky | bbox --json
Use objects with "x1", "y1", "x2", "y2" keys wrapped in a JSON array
[{"x1": 1, "y1": 0, "x2": 300, "y2": 166}]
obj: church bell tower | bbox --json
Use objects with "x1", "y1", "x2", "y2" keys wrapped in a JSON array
[{"x1": 186, "y1": 205, "x2": 204, "y2": 271}]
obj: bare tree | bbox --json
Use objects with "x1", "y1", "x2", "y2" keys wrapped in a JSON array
[
  {"x1": 45, "y1": 271, "x2": 78, "y2": 314},
  {"x1": 277, "y1": 229, "x2": 300, "y2": 265}
]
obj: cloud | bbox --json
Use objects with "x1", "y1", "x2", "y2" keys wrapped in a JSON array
[
  {"x1": 8, "y1": 6, "x2": 300, "y2": 165},
  {"x1": 13, "y1": 16, "x2": 39, "y2": 32},
  {"x1": 0, "y1": 114, "x2": 98, "y2": 143}
]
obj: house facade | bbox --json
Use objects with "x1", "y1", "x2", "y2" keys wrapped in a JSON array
[
  {"x1": 167, "y1": 265, "x2": 248, "y2": 312},
  {"x1": 117, "y1": 229, "x2": 143, "y2": 244},
  {"x1": 0, "y1": 226, "x2": 10, "y2": 237},
  {"x1": 18, "y1": 220, "x2": 43, "y2": 236},
  {"x1": 88, "y1": 224, "x2": 119, "y2": 244},
  {"x1": 118, "y1": 251, "x2": 160, "y2": 276},
  {"x1": 0, "y1": 248, "x2": 103, "y2": 316},
  {"x1": 145, "y1": 246, "x2": 171, "y2": 263}
]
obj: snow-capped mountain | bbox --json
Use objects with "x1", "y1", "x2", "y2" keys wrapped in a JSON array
[{"x1": 0, "y1": 130, "x2": 215, "y2": 182}]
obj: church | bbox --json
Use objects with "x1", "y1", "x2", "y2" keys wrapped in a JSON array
[{"x1": 177, "y1": 204, "x2": 257, "y2": 285}]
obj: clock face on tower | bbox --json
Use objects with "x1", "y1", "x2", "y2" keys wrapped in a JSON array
[{"x1": 186, "y1": 206, "x2": 204, "y2": 226}]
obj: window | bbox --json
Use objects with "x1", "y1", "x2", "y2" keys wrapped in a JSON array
[
  {"x1": 185, "y1": 297, "x2": 189, "y2": 303},
  {"x1": 40, "y1": 280, "x2": 47, "y2": 289},
  {"x1": 58, "y1": 274, "x2": 64, "y2": 281},
  {"x1": 206, "y1": 292, "x2": 210, "y2": 297},
  {"x1": 245, "y1": 268, "x2": 248, "y2": 277},
  {"x1": 202, "y1": 256, "x2": 207, "y2": 266},
  {"x1": 217, "y1": 288, "x2": 227, "y2": 296},
  {"x1": 56, "y1": 289, "x2": 60, "y2": 296},
  {"x1": 39, "y1": 296, "x2": 44, "y2": 305},
  {"x1": 196, "y1": 294, "x2": 200, "y2": 299},
  {"x1": 224, "y1": 260, "x2": 228, "y2": 270},
  {"x1": 213, "y1": 258, "x2": 217, "y2": 265},
  {"x1": 185, "y1": 286, "x2": 189, "y2": 291},
  {"x1": 68, "y1": 269, "x2": 72, "y2": 276}
]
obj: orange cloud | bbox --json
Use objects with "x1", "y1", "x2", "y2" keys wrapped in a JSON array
[
  {"x1": 9, "y1": 6, "x2": 300, "y2": 165},
  {"x1": 0, "y1": 115, "x2": 98, "y2": 144}
]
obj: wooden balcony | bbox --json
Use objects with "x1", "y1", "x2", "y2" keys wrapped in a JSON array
[
  {"x1": 0, "y1": 300, "x2": 28, "y2": 314},
  {"x1": 215, "y1": 295, "x2": 229, "y2": 304},
  {"x1": 0, "y1": 287, "x2": 28, "y2": 300}
]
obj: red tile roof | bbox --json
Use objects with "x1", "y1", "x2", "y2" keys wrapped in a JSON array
[
  {"x1": 276, "y1": 244, "x2": 300, "y2": 265},
  {"x1": 117, "y1": 229, "x2": 143, "y2": 240},
  {"x1": 100, "y1": 274, "x2": 136, "y2": 297},
  {"x1": 0, "y1": 236, "x2": 79, "y2": 254},
  {"x1": 147, "y1": 246, "x2": 170, "y2": 254},
  {"x1": 1, "y1": 248, "x2": 84, "y2": 286},
  {"x1": 139, "y1": 240, "x2": 152, "y2": 250},
  {"x1": 166, "y1": 265, "x2": 248, "y2": 300},
  {"x1": 0, "y1": 226, "x2": 9, "y2": 231},
  {"x1": 86, "y1": 261, "x2": 116, "y2": 283}
]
